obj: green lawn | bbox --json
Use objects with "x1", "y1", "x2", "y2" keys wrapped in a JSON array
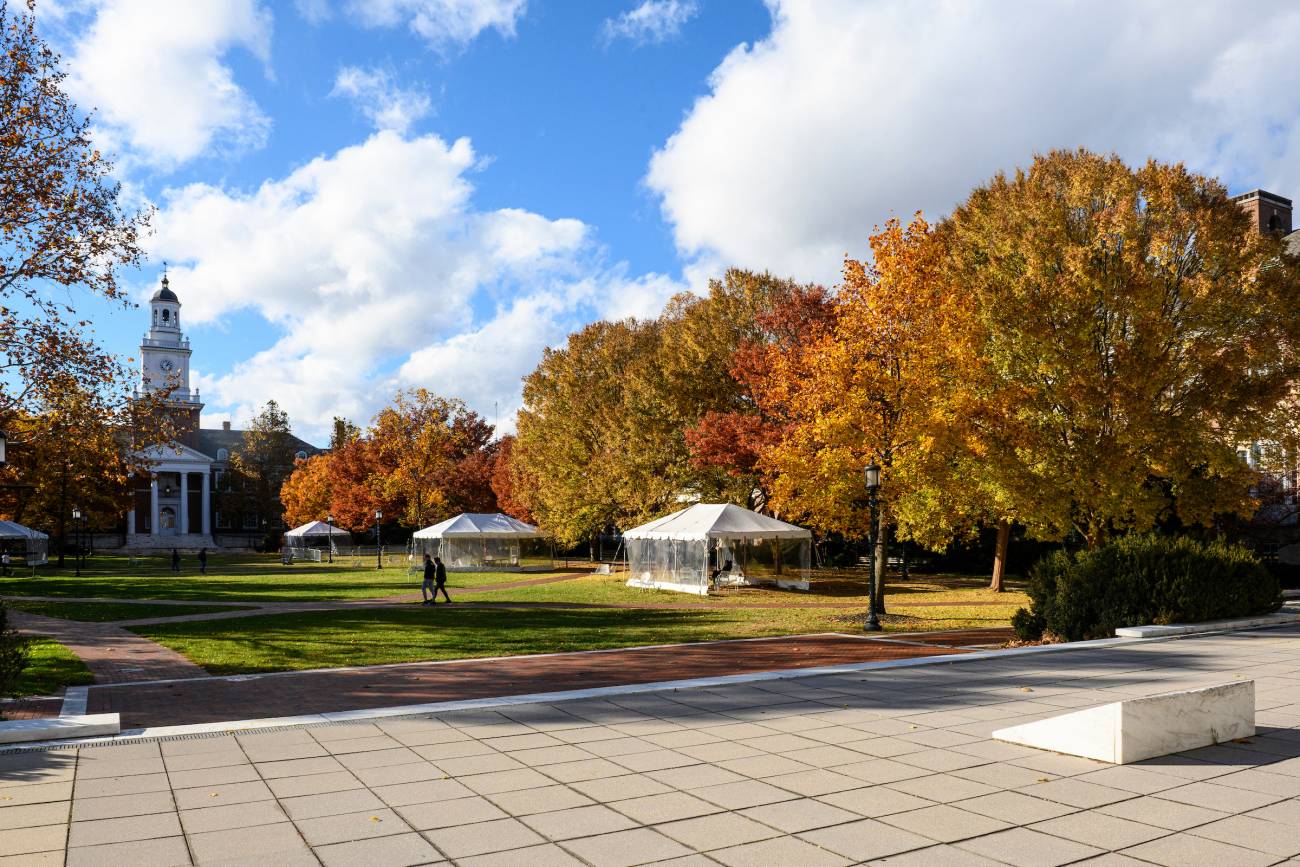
[
  {"x1": 0, "y1": 554, "x2": 561, "y2": 602},
  {"x1": 12, "y1": 638, "x2": 94, "y2": 697},
  {"x1": 135, "y1": 586, "x2": 1024, "y2": 676},
  {"x1": 4, "y1": 599, "x2": 257, "y2": 622}
]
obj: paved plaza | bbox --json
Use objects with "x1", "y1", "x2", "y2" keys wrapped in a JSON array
[{"x1": 6, "y1": 625, "x2": 1300, "y2": 866}]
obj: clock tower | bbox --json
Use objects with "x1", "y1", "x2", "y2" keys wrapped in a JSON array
[{"x1": 140, "y1": 275, "x2": 203, "y2": 446}]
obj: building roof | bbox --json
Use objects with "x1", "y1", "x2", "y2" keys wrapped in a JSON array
[
  {"x1": 413, "y1": 513, "x2": 541, "y2": 539},
  {"x1": 623, "y1": 503, "x2": 811, "y2": 541},
  {"x1": 151, "y1": 275, "x2": 179, "y2": 303},
  {"x1": 196, "y1": 427, "x2": 321, "y2": 461}
]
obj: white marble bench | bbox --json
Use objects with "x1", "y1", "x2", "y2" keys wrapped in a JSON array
[
  {"x1": 993, "y1": 681, "x2": 1254, "y2": 764},
  {"x1": 0, "y1": 713, "x2": 119, "y2": 745}
]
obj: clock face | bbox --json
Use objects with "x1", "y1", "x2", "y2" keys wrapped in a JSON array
[{"x1": 160, "y1": 359, "x2": 175, "y2": 372}]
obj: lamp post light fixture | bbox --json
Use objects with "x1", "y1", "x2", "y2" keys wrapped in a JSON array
[
  {"x1": 326, "y1": 514, "x2": 335, "y2": 564},
  {"x1": 863, "y1": 463, "x2": 882, "y2": 632},
  {"x1": 71, "y1": 508, "x2": 82, "y2": 577},
  {"x1": 374, "y1": 509, "x2": 383, "y2": 570}
]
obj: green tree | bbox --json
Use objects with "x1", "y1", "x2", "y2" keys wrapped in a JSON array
[{"x1": 224, "y1": 401, "x2": 298, "y2": 533}]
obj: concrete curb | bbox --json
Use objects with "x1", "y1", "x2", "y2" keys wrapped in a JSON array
[{"x1": 1114, "y1": 609, "x2": 1300, "y2": 638}]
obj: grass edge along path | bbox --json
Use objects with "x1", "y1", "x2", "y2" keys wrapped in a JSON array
[
  {"x1": 4, "y1": 599, "x2": 257, "y2": 623},
  {"x1": 13, "y1": 637, "x2": 94, "y2": 697},
  {"x1": 134, "y1": 603, "x2": 1021, "y2": 676}
]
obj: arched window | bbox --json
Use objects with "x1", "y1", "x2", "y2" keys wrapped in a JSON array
[
  {"x1": 1269, "y1": 214, "x2": 1281, "y2": 233},
  {"x1": 160, "y1": 507, "x2": 176, "y2": 530},
  {"x1": 162, "y1": 308, "x2": 170, "y2": 322},
  {"x1": 295, "y1": 450, "x2": 308, "y2": 461},
  {"x1": 216, "y1": 448, "x2": 229, "y2": 461}
]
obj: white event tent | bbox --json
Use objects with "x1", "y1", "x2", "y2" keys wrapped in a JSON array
[
  {"x1": 284, "y1": 521, "x2": 351, "y2": 560},
  {"x1": 624, "y1": 503, "x2": 812, "y2": 596},
  {"x1": 412, "y1": 513, "x2": 548, "y2": 571},
  {"x1": 0, "y1": 520, "x2": 48, "y2": 566}
]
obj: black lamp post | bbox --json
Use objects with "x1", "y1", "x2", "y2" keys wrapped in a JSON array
[
  {"x1": 326, "y1": 514, "x2": 335, "y2": 564},
  {"x1": 71, "y1": 508, "x2": 82, "y2": 577},
  {"x1": 863, "y1": 463, "x2": 881, "y2": 632},
  {"x1": 374, "y1": 509, "x2": 383, "y2": 570}
]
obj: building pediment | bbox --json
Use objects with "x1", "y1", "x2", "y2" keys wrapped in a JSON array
[{"x1": 136, "y1": 440, "x2": 214, "y2": 465}]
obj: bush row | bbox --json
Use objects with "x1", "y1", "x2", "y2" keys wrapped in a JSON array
[{"x1": 1012, "y1": 534, "x2": 1281, "y2": 642}]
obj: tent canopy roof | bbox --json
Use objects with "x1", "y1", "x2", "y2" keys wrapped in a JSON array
[
  {"x1": 0, "y1": 520, "x2": 48, "y2": 541},
  {"x1": 413, "y1": 513, "x2": 540, "y2": 539},
  {"x1": 285, "y1": 520, "x2": 351, "y2": 538},
  {"x1": 624, "y1": 503, "x2": 811, "y2": 542}
]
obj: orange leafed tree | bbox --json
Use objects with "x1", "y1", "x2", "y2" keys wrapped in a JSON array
[
  {"x1": 944, "y1": 150, "x2": 1300, "y2": 549},
  {"x1": 761, "y1": 215, "x2": 981, "y2": 606}
]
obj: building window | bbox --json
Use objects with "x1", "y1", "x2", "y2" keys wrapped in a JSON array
[
  {"x1": 160, "y1": 507, "x2": 176, "y2": 530},
  {"x1": 243, "y1": 514, "x2": 258, "y2": 530},
  {"x1": 295, "y1": 450, "x2": 308, "y2": 461},
  {"x1": 216, "y1": 448, "x2": 229, "y2": 461}
]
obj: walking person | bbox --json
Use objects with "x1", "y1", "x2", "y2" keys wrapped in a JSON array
[
  {"x1": 1, "y1": 550, "x2": 9, "y2": 577},
  {"x1": 171, "y1": 548, "x2": 180, "y2": 573},
  {"x1": 198, "y1": 547, "x2": 207, "y2": 575},
  {"x1": 421, "y1": 553, "x2": 436, "y2": 605},
  {"x1": 433, "y1": 556, "x2": 451, "y2": 604}
]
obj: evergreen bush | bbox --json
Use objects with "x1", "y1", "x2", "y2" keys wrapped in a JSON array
[
  {"x1": 1012, "y1": 534, "x2": 1281, "y2": 642},
  {"x1": 0, "y1": 605, "x2": 29, "y2": 699}
]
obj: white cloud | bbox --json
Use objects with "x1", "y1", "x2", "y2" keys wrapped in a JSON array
[
  {"x1": 295, "y1": 0, "x2": 331, "y2": 24},
  {"x1": 332, "y1": 67, "x2": 433, "y2": 134},
  {"x1": 647, "y1": 0, "x2": 1300, "y2": 285},
  {"x1": 602, "y1": 0, "x2": 697, "y2": 46},
  {"x1": 66, "y1": 0, "x2": 273, "y2": 168},
  {"x1": 347, "y1": 0, "x2": 526, "y2": 51},
  {"x1": 145, "y1": 131, "x2": 677, "y2": 441}
]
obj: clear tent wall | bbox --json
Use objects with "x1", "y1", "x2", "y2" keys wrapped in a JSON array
[
  {"x1": 412, "y1": 538, "x2": 551, "y2": 570},
  {"x1": 627, "y1": 537, "x2": 810, "y2": 594}
]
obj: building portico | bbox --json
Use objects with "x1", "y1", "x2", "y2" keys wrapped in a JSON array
[{"x1": 127, "y1": 444, "x2": 215, "y2": 549}]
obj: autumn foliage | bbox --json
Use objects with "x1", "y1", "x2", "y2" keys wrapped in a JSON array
[{"x1": 280, "y1": 389, "x2": 500, "y2": 531}]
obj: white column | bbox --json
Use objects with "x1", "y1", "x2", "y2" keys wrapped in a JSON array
[
  {"x1": 201, "y1": 471, "x2": 211, "y2": 535},
  {"x1": 180, "y1": 472, "x2": 190, "y2": 536},
  {"x1": 150, "y1": 476, "x2": 160, "y2": 536},
  {"x1": 127, "y1": 508, "x2": 136, "y2": 536}
]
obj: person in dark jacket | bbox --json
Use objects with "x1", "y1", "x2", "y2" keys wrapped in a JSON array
[
  {"x1": 198, "y1": 548, "x2": 208, "y2": 575},
  {"x1": 433, "y1": 556, "x2": 451, "y2": 603},
  {"x1": 171, "y1": 548, "x2": 181, "y2": 573},
  {"x1": 421, "y1": 554, "x2": 436, "y2": 605}
]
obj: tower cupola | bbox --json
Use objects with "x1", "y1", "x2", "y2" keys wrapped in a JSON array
[{"x1": 150, "y1": 274, "x2": 181, "y2": 333}]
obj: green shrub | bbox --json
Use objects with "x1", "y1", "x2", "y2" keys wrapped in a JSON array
[
  {"x1": 0, "y1": 605, "x2": 29, "y2": 698},
  {"x1": 1012, "y1": 534, "x2": 1281, "y2": 642}
]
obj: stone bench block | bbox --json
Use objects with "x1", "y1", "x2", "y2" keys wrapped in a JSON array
[
  {"x1": 0, "y1": 713, "x2": 120, "y2": 744},
  {"x1": 993, "y1": 681, "x2": 1254, "y2": 764}
]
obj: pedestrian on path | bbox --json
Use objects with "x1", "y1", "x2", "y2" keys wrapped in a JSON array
[
  {"x1": 421, "y1": 553, "x2": 436, "y2": 605},
  {"x1": 171, "y1": 548, "x2": 180, "y2": 573},
  {"x1": 433, "y1": 555, "x2": 451, "y2": 603},
  {"x1": 1, "y1": 550, "x2": 9, "y2": 577},
  {"x1": 198, "y1": 548, "x2": 207, "y2": 575}
]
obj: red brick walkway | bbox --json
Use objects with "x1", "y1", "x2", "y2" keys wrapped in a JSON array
[
  {"x1": 86, "y1": 632, "x2": 1006, "y2": 729},
  {"x1": 11, "y1": 611, "x2": 210, "y2": 685}
]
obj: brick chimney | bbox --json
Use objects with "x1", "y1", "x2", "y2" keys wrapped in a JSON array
[
  {"x1": 222, "y1": 420, "x2": 231, "y2": 431},
  {"x1": 1234, "y1": 189, "x2": 1292, "y2": 235}
]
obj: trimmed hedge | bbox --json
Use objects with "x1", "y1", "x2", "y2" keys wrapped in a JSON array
[{"x1": 1012, "y1": 534, "x2": 1281, "y2": 642}]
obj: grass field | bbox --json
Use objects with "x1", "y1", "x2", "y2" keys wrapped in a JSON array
[
  {"x1": 0, "y1": 554, "x2": 551, "y2": 602},
  {"x1": 134, "y1": 574, "x2": 1026, "y2": 675},
  {"x1": 5, "y1": 600, "x2": 257, "y2": 622},
  {"x1": 13, "y1": 638, "x2": 94, "y2": 697}
]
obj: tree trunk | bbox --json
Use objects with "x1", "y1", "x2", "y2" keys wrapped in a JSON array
[{"x1": 990, "y1": 518, "x2": 1010, "y2": 592}]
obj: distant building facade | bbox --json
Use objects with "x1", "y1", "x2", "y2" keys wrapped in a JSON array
[{"x1": 126, "y1": 277, "x2": 319, "y2": 549}]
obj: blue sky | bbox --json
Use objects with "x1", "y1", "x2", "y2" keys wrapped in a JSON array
[{"x1": 39, "y1": 0, "x2": 1300, "y2": 444}]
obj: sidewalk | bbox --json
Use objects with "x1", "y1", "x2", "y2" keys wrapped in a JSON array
[
  {"x1": 86, "y1": 631, "x2": 1009, "y2": 729},
  {"x1": 5, "y1": 623, "x2": 1300, "y2": 866}
]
